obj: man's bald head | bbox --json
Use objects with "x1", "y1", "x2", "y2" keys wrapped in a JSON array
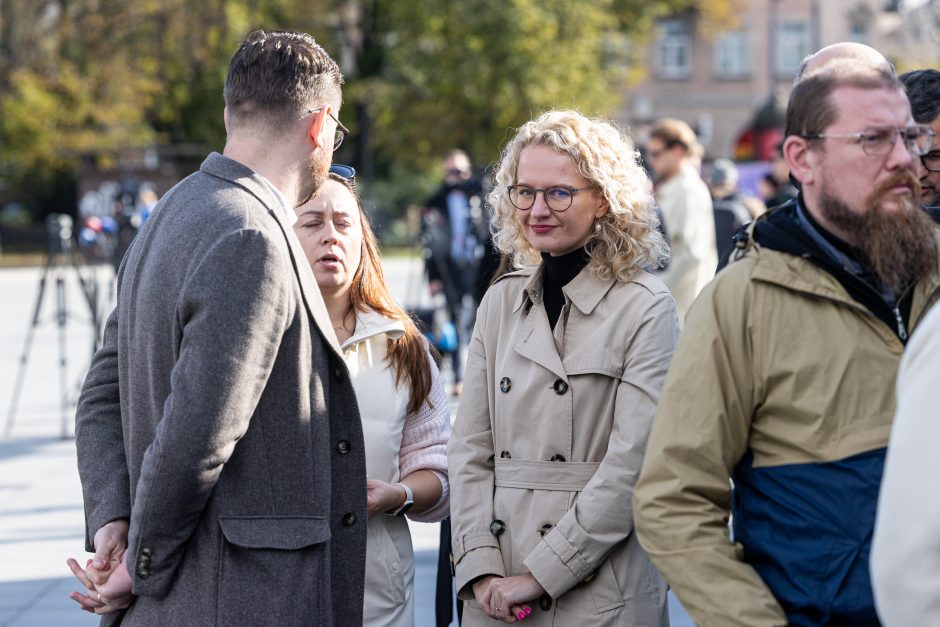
[{"x1": 794, "y1": 42, "x2": 895, "y2": 85}]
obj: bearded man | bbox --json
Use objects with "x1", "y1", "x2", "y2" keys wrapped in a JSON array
[{"x1": 634, "y1": 61, "x2": 940, "y2": 627}]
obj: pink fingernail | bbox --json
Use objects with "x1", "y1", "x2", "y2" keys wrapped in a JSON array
[
  {"x1": 518, "y1": 612, "x2": 525, "y2": 620},
  {"x1": 525, "y1": 607, "x2": 532, "y2": 616}
]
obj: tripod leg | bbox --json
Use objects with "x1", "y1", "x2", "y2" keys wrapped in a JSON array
[
  {"x1": 56, "y1": 272, "x2": 70, "y2": 439},
  {"x1": 4, "y1": 263, "x2": 51, "y2": 437}
]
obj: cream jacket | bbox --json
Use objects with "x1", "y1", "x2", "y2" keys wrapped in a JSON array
[
  {"x1": 448, "y1": 263, "x2": 679, "y2": 626},
  {"x1": 656, "y1": 164, "x2": 717, "y2": 323},
  {"x1": 343, "y1": 309, "x2": 450, "y2": 627}
]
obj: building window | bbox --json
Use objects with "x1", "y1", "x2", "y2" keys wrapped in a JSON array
[
  {"x1": 714, "y1": 29, "x2": 750, "y2": 78},
  {"x1": 775, "y1": 20, "x2": 809, "y2": 77},
  {"x1": 655, "y1": 19, "x2": 693, "y2": 80}
]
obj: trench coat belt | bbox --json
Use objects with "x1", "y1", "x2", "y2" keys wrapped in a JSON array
[{"x1": 494, "y1": 458, "x2": 600, "y2": 491}]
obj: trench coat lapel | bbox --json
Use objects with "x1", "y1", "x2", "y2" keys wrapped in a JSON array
[{"x1": 512, "y1": 268, "x2": 568, "y2": 381}]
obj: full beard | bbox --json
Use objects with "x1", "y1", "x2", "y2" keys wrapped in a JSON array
[
  {"x1": 295, "y1": 150, "x2": 332, "y2": 209},
  {"x1": 819, "y1": 170, "x2": 939, "y2": 295}
]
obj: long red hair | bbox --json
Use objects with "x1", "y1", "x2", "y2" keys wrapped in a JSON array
[{"x1": 332, "y1": 174, "x2": 435, "y2": 414}]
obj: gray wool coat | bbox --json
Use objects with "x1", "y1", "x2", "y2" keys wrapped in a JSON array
[{"x1": 75, "y1": 153, "x2": 367, "y2": 626}]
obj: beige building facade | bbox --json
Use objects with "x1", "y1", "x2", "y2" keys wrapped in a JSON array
[{"x1": 622, "y1": 0, "x2": 902, "y2": 160}]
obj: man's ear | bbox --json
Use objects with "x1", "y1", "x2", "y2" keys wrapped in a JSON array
[
  {"x1": 784, "y1": 135, "x2": 816, "y2": 186},
  {"x1": 307, "y1": 107, "x2": 330, "y2": 149}
]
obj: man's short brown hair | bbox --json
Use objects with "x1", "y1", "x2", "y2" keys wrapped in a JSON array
[
  {"x1": 648, "y1": 118, "x2": 699, "y2": 154},
  {"x1": 785, "y1": 60, "x2": 902, "y2": 141},
  {"x1": 224, "y1": 29, "x2": 343, "y2": 131}
]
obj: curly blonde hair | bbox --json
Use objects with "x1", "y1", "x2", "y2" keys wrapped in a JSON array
[{"x1": 488, "y1": 110, "x2": 668, "y2": 281}]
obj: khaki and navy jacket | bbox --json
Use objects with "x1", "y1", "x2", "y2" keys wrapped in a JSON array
[
  {"x1": 634, "y1": 221, "x2": 940, "y2": 627},
  {"x1": 448, "y1": 264, "x2": 678, "y2": 626}
]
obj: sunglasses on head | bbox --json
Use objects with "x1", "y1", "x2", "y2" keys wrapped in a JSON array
[{"x1": 329, "y1": 164, "x2": 356, "y2": 180}]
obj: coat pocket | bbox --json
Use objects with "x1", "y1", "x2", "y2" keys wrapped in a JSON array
[{"x1": 217, "y1": 516, "x2": 331, "y2": 626}]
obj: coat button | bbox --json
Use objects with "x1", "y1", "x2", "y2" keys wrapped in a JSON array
[
  {"x1": 489, "y1": 519, "x2": 506, "y2": 536},
  {"x1": 539, "y1": 595, "x2": 552, "y2": 611},
  {"x1": 342, "y1": 512, "x2": 357, "y2": 526},
  {"x1": 538, "y1": 523, "x2": 554, "y2": 537},
  {"x1": 140, "y1": 547, "x2": 152, "y2": 557},
  {"x1": 550, "y1": 454, "x2": 566, "y2": 462},
  {"x1": 138, "y1": 567, "x2": 150, "y2": 578},
  {"x1": 336, "y1": 440, "x2": 350, "y2": 454},
  {"x1": 552, "y1": 379, "x2": 568, "y2": 395},
  {"x1": 333, "y1": 365, "x2": 345, "y2": 382},
  {"x1": 499, "y1": 377, "x2": 511, "y2": 393},
  {"x1": 500, "y1": 450, "x2": 512, "y2": 459}
]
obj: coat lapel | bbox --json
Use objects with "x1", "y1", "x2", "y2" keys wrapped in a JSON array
[
  {"x1": 199, "y1": 153, "x2": 343, "y2": 358},
  {"x1": 512, "y1": 269, "x2": 568, "y2": 381}
]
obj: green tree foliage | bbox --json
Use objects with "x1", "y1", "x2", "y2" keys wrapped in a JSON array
[{"x1": 0, "y1": 0, "x2": 736, "y2": 214}]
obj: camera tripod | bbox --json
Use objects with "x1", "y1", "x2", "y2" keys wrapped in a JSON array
[{"x1": 4, "y1": 216, "x2": 103, "y2": 438}]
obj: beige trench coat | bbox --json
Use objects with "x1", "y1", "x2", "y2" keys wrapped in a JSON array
[{"x1": 448, "y1": 263, "x2": 679, "y2": 626}]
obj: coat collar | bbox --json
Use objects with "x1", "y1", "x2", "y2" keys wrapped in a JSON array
[
  {"x1": 513, "y1": 263, "x2": 617, "y2": 315},
  {"x1": 341, "y1": 309, "x2": 406, "y2": 351},
  {"x1": 200, "y1": 152, "x2": 344, "y2": 357}
]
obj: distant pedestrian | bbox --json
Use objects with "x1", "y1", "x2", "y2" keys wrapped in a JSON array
[{"x1": 646, "y1": 118, "x2": 716, "y2": 324}]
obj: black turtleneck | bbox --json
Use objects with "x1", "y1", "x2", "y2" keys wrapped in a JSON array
[{"x1": 541, "y1": 247, "x2": 591, "y2": 329}]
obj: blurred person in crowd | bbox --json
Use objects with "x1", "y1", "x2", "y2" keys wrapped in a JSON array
[
  {"x1": 870, "y1": 296, "x2": 940, "y2": 625},
  {"x1": 422, "y1": 149, "x2": 487, "y2": 395},
  {"x1": 635, "y1": 61, "x2": 940, "y2": 627},
  {"x1": 67, "y1": 29, "x2": 368, "y2": 625},
  {"x1": 449, "y1": 110, "x2": 677, "y2": 625},
  {"x1": 646, "y1": 117, "x2": 716, "y2": 323},
  {"x1": 900, "y1": 69, "x2": 940, "y2": 218},
  {"x1": 765, "y1": 142, "x2": 799, "y2": 209},
  {"x1": 707, "y1": 158, "x2": 754, "y2": 260},
  {"x1": 295, "y1": 167, "x2": 450, "y2": 626}
]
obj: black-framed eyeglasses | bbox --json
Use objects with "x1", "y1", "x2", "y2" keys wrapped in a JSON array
[
  {"x1": 800, "y1": 125, "x2": 934, "y2": 157},
  {"x1": 506, "y1": 185, "x2": 591, "y2": 212},
  {"x1": 304, "y1": 107, "x2": 349, "y2": 152},
  {"x1": 921, "y1": 149, "x2": 940, "y2": 173}
]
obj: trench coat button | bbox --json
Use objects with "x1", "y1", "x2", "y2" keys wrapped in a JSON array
[
  {"x1": 333, "y1": 366, "x2": 345, "y2": 382},
  {"x1": 499, "y1": 377, "x2": 512, "y2": 393},
  {"x1": 552, "y1": 379, "x2": 568, "y2": 395},
  {"x1": 500, "y1": 450, "x2": 512, "y2": 459},
  {"x1": 140, "y1": 547, "x2": 152, "y2": 557},
  {"x1": 539, "y1": 594, "x2": 552, "y2": 611},
  {"x1": 489, "y1": 519, "x2": 506, "y2": 536},
  {"x1": 549, "y1": 454, "x2": 566, "y2": 462},
  {"x1": 538, "y1": 523, "x2": 554, "y2": 537},
  {"x1": 336, "y1": 439, "x2": 351, "y2": 454},
  {"x1": 342, "y1": 512, "x2": 357, "y2": 526},
  {"x1": 137, "y1": 566, "x2": 150, "y2": 578}
]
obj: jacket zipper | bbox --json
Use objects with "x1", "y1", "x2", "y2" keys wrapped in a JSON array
[{"x1": 893, "y1": 306, "x2": 908, "y2": 341}]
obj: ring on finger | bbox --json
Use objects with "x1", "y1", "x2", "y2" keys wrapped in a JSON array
[{"x1": 97, "y1": 591, "x2": 103, "y2": 603}]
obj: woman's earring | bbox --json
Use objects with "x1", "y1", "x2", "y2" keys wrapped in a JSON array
[{"x1": 595, "y1": 220, "x2": 602, "y2": 233}]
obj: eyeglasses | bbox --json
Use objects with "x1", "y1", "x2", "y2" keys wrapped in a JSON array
[
  {"x1": 506, "y1": 185, "x2": 591, "y2": 212},
  {"x1": 800, "y1": 125, "x2": 934, "y2": 157},
  {"x1": 921, "y1": 149, "x2": 940, "y2": 173},
  {"x1": 303, "y1": 107, "x2": 349, "y2": 152}
]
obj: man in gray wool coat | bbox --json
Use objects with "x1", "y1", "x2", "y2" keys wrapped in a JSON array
[{"x1": 66, "y1": 29, "x2": 367, "y2": 626}]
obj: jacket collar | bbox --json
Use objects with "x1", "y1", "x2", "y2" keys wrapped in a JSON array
[
  {"x1": 513, "y1": 263, "x2": 617, "y2": 314},
  {"x1": 341, "y1": 309, "x2": 406, "y2": 351},
  {"x1": 200, "y1": 152, "x2": 344, "y2": 357}
]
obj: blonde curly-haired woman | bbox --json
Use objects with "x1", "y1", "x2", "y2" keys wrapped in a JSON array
[{"x1": 448, "y1": 110, "x2": 678, "y2": 625}]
